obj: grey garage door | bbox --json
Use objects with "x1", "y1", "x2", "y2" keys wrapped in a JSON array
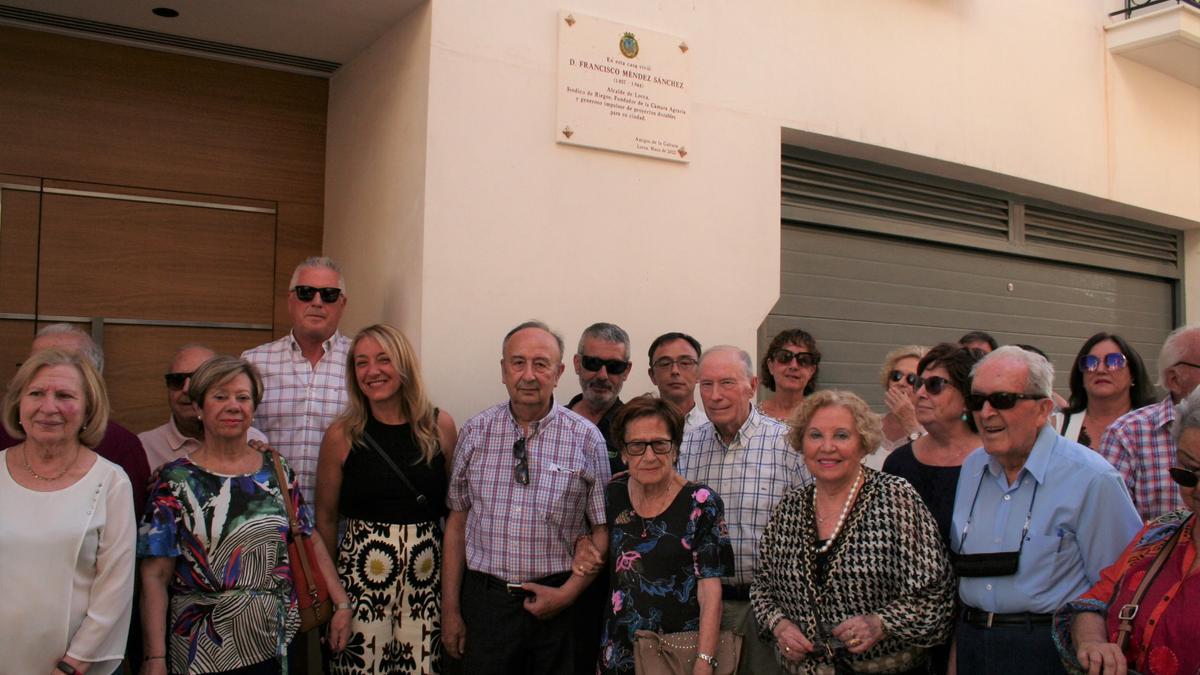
[{"x1": 761, "y1": 223, "x2": 1176, "y2": 409}]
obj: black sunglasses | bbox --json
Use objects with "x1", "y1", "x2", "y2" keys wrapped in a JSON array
[
  {"x1": 512, "y1": 437, "x2": 529, "y2": 486},
  {"x1": 890, "y1": 370, "x2": 919, "y2": 387},
  {"x1": 292, "y1": 285, "x2": 343, "y2": 303},
  {"x1": 1169, "y1": 466, "x2": 1199, "y2": 488},
  {"x1": 1078, "y1": 353, "x2": 1127, "y2": 373},
  {"x1": 624, "y1": 439, "x2": 674, "y2": 456},
  {"x1": 164, "y1": 372, "x2": 194, "y2": 390},
  {"x1": 915, "y1": 375, "x2": 952, "y2": 395},
  {"x1": 579, "y1": 354, "x2": 631, "y2": 375},
  {"x1": 774, "y1": 350, "x2": 819, "y2": 367},
  {"x1": 965, "y1": 392, "x2": 1047, "y2": 411}
]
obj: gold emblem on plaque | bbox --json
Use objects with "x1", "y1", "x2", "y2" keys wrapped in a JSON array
[{"x1": 619, "y1": 32, "x2": 639, "y2": 59}]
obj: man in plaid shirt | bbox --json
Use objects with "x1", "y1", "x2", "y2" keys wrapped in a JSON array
[
  {"x1": 442, "y1": 320, "x2": 610, "y2": 674},
  {"x1": 678, "y1": 345, "x2": 811, "y2": 674},
  {"x1": 1099, "y1": 324, "x2": 1200, "y2": 520}
]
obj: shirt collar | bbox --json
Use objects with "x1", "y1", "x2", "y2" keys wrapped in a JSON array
[
  {"x1": 507, "y1": 397, "x2": 562, "y2": 439},
  {"x1": 165, "y1": 417, "x2": 201, "y2": 453},
  {"x1": 984, "y1": 423, "x2": 1057, "y2": 485},
  {"x1": 716, "y1": 403, "x2": 760, "y2": 449},
  {"x1": 1153, "y1": 397, "x2": 1176, "y2": 430},
  {"x1": 286, "y1": 329, "x2": 344, "y2": 354}
]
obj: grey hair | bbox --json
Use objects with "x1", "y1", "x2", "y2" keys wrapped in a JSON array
[
  {"x1": 35, "y1": 323, "x2": 105, "y2": 374},
  {"x1": 972, "y1": 345, "x2": 1054, "y2": 397},
  {"x1": 699, "y1": 345, "x2": 755, "y2": 380},
  {"x1": 577, "y1": 322, "x2": 631, "y2": 360},
  {"x1": 503, "y1": 319, "x2": 565, "y2": 360},
  {"x1": 1171, "y1": 387, "x2": 1200, "y2": 447},
  {"x1": 288, "y1": 256, "x2": 346, "y2": 295},
  {"x1": 1158, "y1": 325, "x2": 1200, "y2": 388}
]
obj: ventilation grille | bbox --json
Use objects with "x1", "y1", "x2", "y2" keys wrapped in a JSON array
[
  {"x1": 782, "y1": 155, "x2": 1010, "y2": 239},
  {"x1": 0, "y1": 4, "x2": 341, "y2": 74},
  {"x1": 1025, "y1": 205, "x2": 1179, "y2": 265}
]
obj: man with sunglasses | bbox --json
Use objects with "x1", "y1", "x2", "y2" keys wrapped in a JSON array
[
  {"x1": 566, "y1": 322, "x2": 633, "y2": 476},
  {"x1": 443, "y1": 320, "x2": 610, "y2": 674},
  {"x1": 138, "y1": 344, "x2": 266, "y2": 472},
  {"x1": 1099, "y1": 325, "x2": 1200, "y2": 520},
  {"x1": 951, "y1": 347, "x2": 1140, "y2": 675},
  {"x1": 241, "y1": 256, "x2": 351, "y2": 508}
]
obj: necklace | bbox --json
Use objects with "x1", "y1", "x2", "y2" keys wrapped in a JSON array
[
  {"x1": 813, "y1": 469, "x2": 863, "y2": 554},
  {"x1": 22, "y1": 444, "x2": 78, "y2": 481},
  {"x1": 633, "y1": 481, "x2": 676, "y2": 539}
]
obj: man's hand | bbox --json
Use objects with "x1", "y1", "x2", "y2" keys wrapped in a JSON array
[
  {"x1": 442, "y1": 608, "x2": 467, "y2": 659},
  {"x1": 522, "y1": 581, "x2": 573, "y2": 619}
]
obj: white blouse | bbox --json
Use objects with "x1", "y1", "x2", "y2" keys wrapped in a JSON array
[{"x1": 0, "y1": 449, "x2": 136, "y2": 674}]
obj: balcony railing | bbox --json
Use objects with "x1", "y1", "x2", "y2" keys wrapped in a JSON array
[{"x1": 1110, "y1": 0, "x2": 1200, "y2": 20}]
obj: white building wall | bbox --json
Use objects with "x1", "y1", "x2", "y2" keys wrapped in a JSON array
[{"x1": 328, "y1": 0, "x2": 1200, "y2": 423}]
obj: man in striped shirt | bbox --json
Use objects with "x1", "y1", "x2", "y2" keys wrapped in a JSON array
[{"x1": 242, "y1": 256, "x2": 351, "y2": 506}]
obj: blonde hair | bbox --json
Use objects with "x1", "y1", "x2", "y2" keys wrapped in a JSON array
[
  {"x1": 3, "y1": 349, "x2": 110, "y2": 448},
  {"x1": 879, "y1": 344, "x2": 928, "y2": 389},
  {"x1": 339, "y1": 324, "x2": 440, "y2": 464},
  {"x1": 188, "y1": 356, "x2": 264, "y2": 409},
  {"x1": 788, "y1": 389, "x2": 883, "y2": 458}
]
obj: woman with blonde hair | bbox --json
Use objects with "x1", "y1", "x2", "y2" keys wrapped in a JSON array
[
  {"x1": 875, "y1": 345, "x2": 928, "y2": 463},
  {"x1": 0, "y1": 348, "x2": 135, "y2": 674},
  {"x1": 317, "y1": 323, "x2": 458, "y2": 674}
]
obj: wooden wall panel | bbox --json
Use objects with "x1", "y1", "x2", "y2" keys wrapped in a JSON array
[
  {"x1": 38, "y1": 192, "x2": 276, "y2": 324},
  {"x1": 100, "y1": 325, "x2": 274, "y2": 433},
  {"x1": 275, "y1": 201, "x2": 327, "y2": 335},
  {"x1": 0, "y1": 183, "x2": 40, "y2": 315},
  {"x1": 0, "y1": 319, "x2": 36, "y2": 392}
]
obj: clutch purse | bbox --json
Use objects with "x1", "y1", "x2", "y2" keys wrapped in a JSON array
[{"x1": 633, "y1": 629, "x2": 743, "y2": 675}]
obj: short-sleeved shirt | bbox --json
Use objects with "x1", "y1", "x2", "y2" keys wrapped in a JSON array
[
  {"x1": 448, "y1": 400, "x2": 610, "y2": 583},
  {"x1": 951, "y1": 425, "x2": 1143, "y2": 613},
  {"x1": 1098, "y1": 397, "x2": 1185, "y2": 520},
  {"x1": 677, "y1": 405, "x2": 811, "y2": 586},
  {"x1": 242, "y1": 331, "x2": 351, "y2": 504}
]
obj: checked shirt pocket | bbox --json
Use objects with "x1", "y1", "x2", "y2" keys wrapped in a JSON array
[{"x1": 537, "y1": 461, "x2": 588, "y2": 526}]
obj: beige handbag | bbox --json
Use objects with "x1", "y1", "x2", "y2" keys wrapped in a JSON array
[{"x1": 633, "y1": 629, "x2": 743, "y2": 675}]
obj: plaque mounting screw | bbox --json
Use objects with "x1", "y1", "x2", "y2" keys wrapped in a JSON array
[
  {"x1": 679, "y1": 41, "x2": 688, "y2": 53},
  {"x1": 562, "y1": 126, "x2": 574, "y2": 139},
  {"x1": 564, "y1": 14, "x2": 576, "y2": 26}
]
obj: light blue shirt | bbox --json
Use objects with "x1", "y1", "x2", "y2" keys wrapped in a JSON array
[{"x1": 951, "y1": 425, "x2": 1141, "y2": 614}]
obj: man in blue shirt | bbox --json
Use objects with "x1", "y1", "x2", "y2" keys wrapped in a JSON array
[{"x1": 951, "y1": 346, "x2": 1140, "y2": 674}]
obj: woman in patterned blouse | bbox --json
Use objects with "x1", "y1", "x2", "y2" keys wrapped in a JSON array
[{"x1": 751, "y1": 390, "x2": 956, "y2": 675}]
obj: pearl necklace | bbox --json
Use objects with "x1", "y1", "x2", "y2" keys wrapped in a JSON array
[
  {"x1": 22, "y1": 444, "x2": 79, "y2": 481},
  {"x1": 813, "y1": 469, "x2": 863, "y2": 554}
]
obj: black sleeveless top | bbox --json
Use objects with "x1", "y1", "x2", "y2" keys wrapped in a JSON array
[
  {"x1": 339, "y1": 413, "x2": 449, "y2": 524},
  {"x1": 881, "y1": 442, "x2": 960, "y2": 547}
]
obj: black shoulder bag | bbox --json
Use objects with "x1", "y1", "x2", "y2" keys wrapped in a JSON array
[{"x1": 361, "y1": 428, "x2": 439, "y2": 522}]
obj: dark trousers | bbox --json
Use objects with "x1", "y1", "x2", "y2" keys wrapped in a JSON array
[
  {"x1": 955, "y1": 613, "x2": 1066, "y2": 675},
  {"x1": 572, "y1": 570, "x2": 608, "y2": 674},
  {"x1": 462, "y1": 570, "x2": 576, "y2": 675}
]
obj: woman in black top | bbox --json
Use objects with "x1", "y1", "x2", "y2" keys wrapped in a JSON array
[
  {"x1": 882, "y1": 342, "x2": 980, "y2": 545},
  {"x1": 316, "y1": 323, "x2": 458, "y2": 674}
]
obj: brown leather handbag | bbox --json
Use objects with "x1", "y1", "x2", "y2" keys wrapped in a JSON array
[
  {"x1": 633, "y1": 629, "x2": 743, "y2": 675},
  {"x1": 270, "y1": 449, "x2": 333, "y2": 632}
]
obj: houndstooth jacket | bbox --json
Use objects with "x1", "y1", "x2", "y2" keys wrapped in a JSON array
[{"x1": 750, "y1": 468, "x2": 956, "y2": 674}]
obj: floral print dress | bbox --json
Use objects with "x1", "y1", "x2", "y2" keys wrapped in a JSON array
[
  {"x1": 139, "y1": 454, "x2": 307, "y2": 674},
  {"x1": 599, "y1": 476, "x2": 734, "y2": 674}
]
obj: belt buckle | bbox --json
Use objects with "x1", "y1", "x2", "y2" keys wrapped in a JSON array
[{"x1": 1117, "y1": 604, "x2": 1138, "y2": 621}]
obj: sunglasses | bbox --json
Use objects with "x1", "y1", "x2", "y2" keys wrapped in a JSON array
[
  {"x1": 965, "y1": 391, "x2": 1047, "y2": 411},
  {"x1": 1078, "y1": 353, "x2": 1127, "y2": 373},
  {"x1": 512, "y1": 437, "x2": 529, "y2": 486},
  {"x1": 579, "y1": 354, "x2": 631, "y2": 375},
  {"x1": 890, "y1": 370, "x2": 919, "y2": 387},
  {"x1": 164, "y1": 372, "x2": 194, "y2": 390},
  {"x1": 1169, "y1": 466, "x2": 1199, "y2": 488},
  {"x1": 292, "y1": 285, "x2": 342, "y2": 303},
  {"x1": 915, "y1": 375, "x2": 952, "y2": 395},
  {"x1": 774, "y1": 350, "x2": 819, "y2": 367},
  {"x1": 624, "y1": 439, "x2": 674, "y2": 456}
]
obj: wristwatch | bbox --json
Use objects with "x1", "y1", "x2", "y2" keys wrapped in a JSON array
[
  {"x1": 697, "y1": 652, "x2": 718, "y2": 669},
  {"x1": 56, "y1": 662, "x2": 78, "y2": 675}
]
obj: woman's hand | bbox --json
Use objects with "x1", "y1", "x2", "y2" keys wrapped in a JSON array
[
  {"x1": 1076, "y1": 640, "x2": 1127, "y2": 675},
  {"x1": 832, "y1": 614, "x2": 887, "y2": 654},
  {"x1": 326, "y1": 606, "x2": 352, "y2": 653},
  {"x1": 772, "y1": 619, "x2": 814, "y2": 662},
  {"x1": 884, "y1": 387, "x2": 919, "y2": 433},
  {"x1": 571, "y1": 533, "x2": 605, "y2": 576}
]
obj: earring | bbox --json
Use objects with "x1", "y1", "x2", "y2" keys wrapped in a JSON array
[{"x1": 961, "y1": 411, "x2": 969, "y2": 421}]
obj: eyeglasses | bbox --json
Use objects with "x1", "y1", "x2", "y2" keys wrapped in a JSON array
[
  {"x1": 291, "y1": 285, "x2": 343, "y2": 303},
  {"x1": 889, "y1": 370, "x2": 919, "y2": 387},
  {"x1": 652, "y1": 356, "x2": 699, "y2": 371},
  {"x1": 915, "y1": 375, "x2": 952, "y2": 395},
  {"x1": 1174, "y1": 361, "x2": 1200, "y2": 370},
  {"x1": 624, "y1": 439, "x2": 674, "y2": 456},
  {"x1": 164, "y1": 372, "x2": 194, "y2": 390},
  {"x1": 512, "y1": 437, "x2": 529, "y2": 486},
  {"x1": 965, "y1": 391, "x2": 1048, "y2": 411},
  {"x1": 579, "y1": 354, "x2": 631, "y2": 375},
  {"x1": 1169, "y1": 466, "x2": 1199, "y2": 488},
  {"x1": 1078, "y1": 353, "x2": 1127, "y2": 373},
  {"x1": 773, "y1": 350, "x2": 819, "y2": 367}
]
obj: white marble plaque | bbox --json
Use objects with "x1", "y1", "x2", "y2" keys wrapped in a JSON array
[{"x1": 556, "y1": 11, "x2": 691, "y2": 162}]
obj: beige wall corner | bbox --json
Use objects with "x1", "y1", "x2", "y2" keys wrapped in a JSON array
[{"x1": 324, "y1": 2, "x2": 432, "y2": 349}]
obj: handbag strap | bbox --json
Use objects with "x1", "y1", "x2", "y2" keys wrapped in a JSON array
[
  {"x1": 1114, "y1": 514, "x2": 1190, "y2": 651},
  {"x1": 269, "y1": 449, "x2": 321, "y2": 601},
  {"x1": 361, "y1": 428, "x2": 438, "y2": 521}
]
